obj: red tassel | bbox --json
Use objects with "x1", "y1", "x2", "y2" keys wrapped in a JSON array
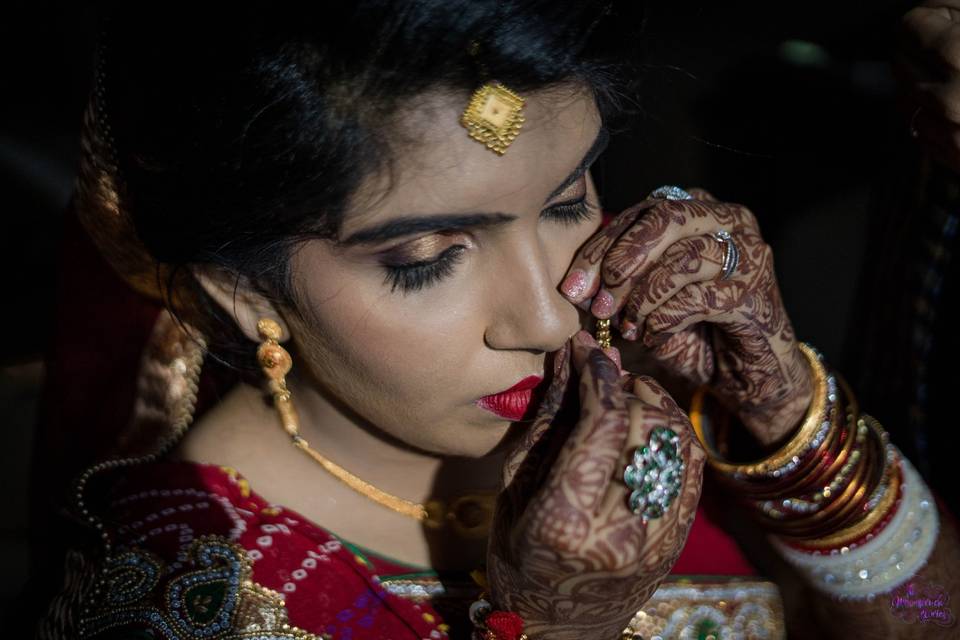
[{"x1": 484, "y1": 610, "x2": 526, "y2": 640}]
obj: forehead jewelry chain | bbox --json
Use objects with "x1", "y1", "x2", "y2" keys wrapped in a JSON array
[{"x1": 256, "y1": 319, "x2": 494, "y2": 537}]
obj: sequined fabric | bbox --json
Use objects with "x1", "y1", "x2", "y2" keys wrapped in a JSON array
[
  {"x1": 40, "y1": 460, "x2": 786, "y2": 639},
  {"x1": 40, "y1": 462, "x2": 452, "y2": 640},
  {"x1": 624, "y1": 580, "x2": 785, "y2": 640}
]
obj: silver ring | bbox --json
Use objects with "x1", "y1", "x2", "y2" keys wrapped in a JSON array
[
  {"x1": 649, "y1": 185, "x2": 693, "y2": 201},
  {"x1": 712, "y1": 230, "x2": 739, "y2": 280}
]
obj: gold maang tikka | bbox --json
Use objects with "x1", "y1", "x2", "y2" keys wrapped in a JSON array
[
  {"x1": 459, "y1": 36, "x2": 526, "y2": 155},
  {"x1": 460, "y1": 81, "x2": 526, "y2": 155}
]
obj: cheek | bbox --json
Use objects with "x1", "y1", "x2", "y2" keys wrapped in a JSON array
[{"x1": 289, "y1": 246, "x2": 487, "y2": 429}]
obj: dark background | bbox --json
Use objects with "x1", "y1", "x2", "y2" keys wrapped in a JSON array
[{"x1": 0, "y1": 0, "x2": 937, "y2": 626}]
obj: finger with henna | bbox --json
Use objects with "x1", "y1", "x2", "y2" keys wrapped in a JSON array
[
  {"x1": 547, "y1": 330, "x2": 632, "y2": 513},
  {"x1": 560, "y1": 202, "x2": 652, "y2": 307},
  {"x1": 619, "y1": 234, "x2": 727, "y2": 340},
  {"x1": 592, "y1": 199, "x2": 744, "y2": 320}
]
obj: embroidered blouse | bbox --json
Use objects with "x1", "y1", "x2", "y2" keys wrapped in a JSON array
[{"x1": 39, "y1": 459, "x2": 786, "y2": 639}]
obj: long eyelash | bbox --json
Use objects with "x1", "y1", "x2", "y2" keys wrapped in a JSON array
[
  {"x1": 542, "y1": 195, "x2": 595, "y2": 226},
  {"x1": 383, "y1": 198, "x2": 593, "y2": 294},
  {"x1": 383, "y1": 245, "x2": 466, "y2": 293}
]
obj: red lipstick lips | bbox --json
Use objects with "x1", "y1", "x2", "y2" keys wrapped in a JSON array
[{"x1": 476, "y1": 375, "x2": 544, "y2": 421}]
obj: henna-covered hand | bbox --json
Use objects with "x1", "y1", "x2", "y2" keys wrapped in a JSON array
[
  {"x1": 560, "y1": 189, "x2": 812, "y2": 445},
  {"x1": 487, "y1": 330, "x2": 705, "y2": 639}
]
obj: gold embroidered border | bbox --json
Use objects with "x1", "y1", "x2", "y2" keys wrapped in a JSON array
[{"x1": 380, "y1": 574, "x2": 786, "y2": 640}]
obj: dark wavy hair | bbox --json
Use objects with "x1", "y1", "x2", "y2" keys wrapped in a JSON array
[{"x1": 100, "y1": 2, "x2": 645, "y2": 366}]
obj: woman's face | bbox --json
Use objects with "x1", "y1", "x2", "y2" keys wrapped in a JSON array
[{"x1": 286, "y1": 86, "x2": 604, "y2": 457}]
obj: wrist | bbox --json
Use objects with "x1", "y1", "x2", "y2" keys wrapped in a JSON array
[{"x1": 737, "y1": 346, "x2": 815, "y2": 447}]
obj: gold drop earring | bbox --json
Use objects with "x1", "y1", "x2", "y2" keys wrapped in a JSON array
[
  {"x1": 256, "y1": 318, "x2": 299, "y2": 437},
  {"x1": 256, "y1": 318, "x2": 435, "y2": 522}
]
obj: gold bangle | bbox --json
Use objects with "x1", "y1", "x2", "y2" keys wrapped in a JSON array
[
  {"x1": 691, "y1": 343, "x2": 828, "y2": 477},
  {"x1": 789, "y1": 458, "x2": 901, "y2": 549},
  {"x1": 738, "y1": 383, "x2": 853, "y2": 501},
  {"x1": 765, "y1": 447, "x2": 873, "y2": 536},
  {"x1": 791, "y1": 420, "x2": 899, "y2": 549},
  {"x1": 766, "y1": 414, "x2": 888, "y2": 537},
  {"x1": 751, "y1": 418, "x2": 863, "y2": 518}
]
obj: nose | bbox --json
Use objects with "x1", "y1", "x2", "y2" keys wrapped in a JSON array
[{"x1": 483, "y1": 239, "x2": 580, "y2": 354}]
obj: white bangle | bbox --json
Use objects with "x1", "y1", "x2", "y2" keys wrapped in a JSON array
[{"x1": 769, "y1": 447, "x2": 939, "y2": 601}]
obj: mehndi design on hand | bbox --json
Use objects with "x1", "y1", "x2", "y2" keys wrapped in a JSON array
[
  {"x1": 488, "y1": 331, "x2": 705, "y2": 639},
  {"x1": 562, "y1": 188, "x2": 812, "y2": 445}
]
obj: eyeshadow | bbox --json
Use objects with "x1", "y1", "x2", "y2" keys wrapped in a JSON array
[{"x1": 379, "y1": 233, "x2": 463, "y2": 265}]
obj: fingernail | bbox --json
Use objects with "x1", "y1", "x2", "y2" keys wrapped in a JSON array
[
  {"x1": 561, "y1": 269, "x2": 588, "y2": 300},
  {"x1": 603, "y1": 346, "x2": 622, "y2": 370},
  {"x1": 591, "y1": 289, "x2": 615, "y2": 318},
  {"x1": 621, "y1": 320, "x2": 638, "y2": 341}
]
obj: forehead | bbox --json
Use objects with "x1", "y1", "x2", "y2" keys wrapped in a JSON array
[{"x1": 340, "y1": 85, "x2": 601, "y2": 233}]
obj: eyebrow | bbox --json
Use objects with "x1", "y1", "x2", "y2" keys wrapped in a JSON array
[
  {"x1": 340, "y1": 126, "x2": 609, "y2": 247},
  {"x1": 340, "y1": 212, "x2": 517, "y2": 246}
]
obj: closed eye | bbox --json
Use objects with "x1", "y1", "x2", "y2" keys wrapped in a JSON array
[{"x1": 541, "y1": 194, "x2": 595, "y2": 226}]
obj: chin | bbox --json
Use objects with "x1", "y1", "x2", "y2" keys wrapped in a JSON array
[{"x1": 427, "y1": 420, "x2": 513, "y2": 458}]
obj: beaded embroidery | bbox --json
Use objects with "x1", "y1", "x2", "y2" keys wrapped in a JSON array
[
  {"x1": 623, "y1": 579, "x2": 785, "y2": 640},
  {"x1": 378, "y1": 574, "x2": 787, "y2": 640},
  {"x1": 771, "y1": 450, "x2": 940, "y2": 600},
  {"x1": 79, "y1": 536, "x2": 322, "y2": 639}
]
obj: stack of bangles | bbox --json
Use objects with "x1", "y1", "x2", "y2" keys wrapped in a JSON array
[{"x1": 690, "y1": 343, "x2": 940, "y2": 601}]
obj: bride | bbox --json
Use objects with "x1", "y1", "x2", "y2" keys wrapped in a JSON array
[{"x1": 37, "y1": 2, "x2": 958, "y2": 639}]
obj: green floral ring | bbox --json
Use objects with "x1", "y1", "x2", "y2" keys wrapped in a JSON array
[{"x1": 623, "y1": 426, "x2": 685, "y2": 523}]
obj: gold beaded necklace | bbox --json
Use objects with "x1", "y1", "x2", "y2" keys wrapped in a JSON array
[{"x1": 256, "y1": 318, "x2": 496, "y2": 539}]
